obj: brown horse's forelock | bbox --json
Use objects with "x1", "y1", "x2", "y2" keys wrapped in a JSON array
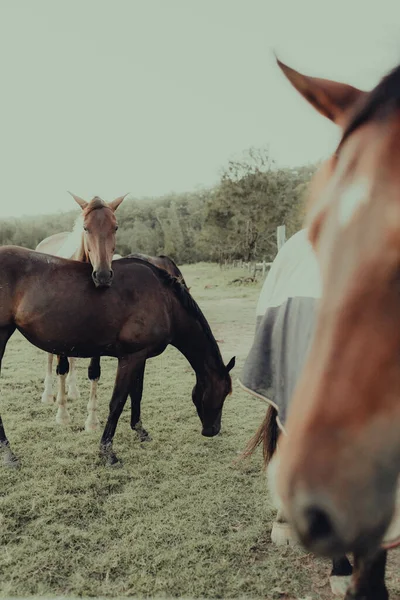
[
  {"x1": 121, "y1": 256, "x2": 228, "y2": 375},
  {"x1": 338, "y1": 63, "x2": 400, "y2": 152},
  {"x1": 82, "y1": 197, "x2": 110, "y2": 216}
]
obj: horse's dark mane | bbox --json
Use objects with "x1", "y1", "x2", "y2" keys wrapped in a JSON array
[
  {"x1": 122, "y1": 256, "x2": 226, "y2": 373},
  {"x1": 339, "y1": 64, "x2": 400, "y2": 150}
]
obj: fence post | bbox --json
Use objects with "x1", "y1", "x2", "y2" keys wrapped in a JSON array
[{"x1": 277, "y1": 225, "x2": 286, "y2": 251}]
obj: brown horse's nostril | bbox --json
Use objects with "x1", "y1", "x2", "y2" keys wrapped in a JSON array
[
  {"x1": 92, "y1": 269, "x2": 113, "y2": 288},
  {"x1": 304, "y1": 506, "x2": 334, "y2": 542}
]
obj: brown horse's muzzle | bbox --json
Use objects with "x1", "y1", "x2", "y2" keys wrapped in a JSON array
[
  {"x1": 278, "y1": 423, "x2": 400, "y2": 557},
  {"x1": 92, "y1": 269, "x2": 113, "y2": 288}
]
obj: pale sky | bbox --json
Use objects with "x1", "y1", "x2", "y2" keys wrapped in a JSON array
[{"x1": 1, "y1": 0, "x2": 400, "y2": 217}]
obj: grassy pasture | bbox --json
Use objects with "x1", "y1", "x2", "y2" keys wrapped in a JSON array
[{"x1": 0, "y1": 263, "x2": 399, "y2": 599}]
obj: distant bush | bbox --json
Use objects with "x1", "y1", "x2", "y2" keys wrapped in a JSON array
[{"x1": 0, "y1": 147, "x2": 316, "y2": 263}]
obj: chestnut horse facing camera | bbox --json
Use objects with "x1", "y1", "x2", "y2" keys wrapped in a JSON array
[
  {"x1": 35, "y1": 193, "x2": 126, "y2": 430},
  {"x1": 246, "y1": 59, "x2": 400, "y2": 600},
  {"x1": 37, "y1": 192, "x2": 127, "y2": 288}
]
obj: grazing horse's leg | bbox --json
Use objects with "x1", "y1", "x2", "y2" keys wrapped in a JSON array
[
  {"x1": 330, "y1": 556, "x2": 353, "y2": 596},
  {"x1": 345, "y1": 550, "x2": 388, "y2": 600},
  {"x1": 41, "y1": 353, "x2": 55, "y2": 404},
  {"x1": 100, "y1": 354, "x2": 146, "y2": 466},
  {"x1": 66, "y1": 357, "x2": 80, "y2": 401},
  {"x1": 85, "y1": 357, "x2": 101, "y2": 432},
  {"x1": 129, "y1": 362, "x2": 151, "y2": 442},
  {"x1": 0, "y1": 326, "x2": 18, "y2": 467},
  {"x1": 55, "y1": 356, "x2": 71, "y2": 425}
]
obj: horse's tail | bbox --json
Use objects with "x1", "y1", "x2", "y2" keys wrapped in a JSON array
[{"x1": 240, "y1": 405, "x2": 279, "y2": 468}]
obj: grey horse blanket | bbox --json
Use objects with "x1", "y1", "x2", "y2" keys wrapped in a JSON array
[
  {"x1": 238, "y1": 228, "x2": 400, "y2": 548},
  {"x1": 239, "y1": 228, "x2": 321, "y2": 430}
]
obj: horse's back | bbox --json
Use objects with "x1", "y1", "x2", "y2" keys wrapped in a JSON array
[
  {"x1": 35, "y1": 232, "x2": 69, "y2": 255},
  {"x1": 256, "y1": 228, "x2": 321, "y2": 318}
]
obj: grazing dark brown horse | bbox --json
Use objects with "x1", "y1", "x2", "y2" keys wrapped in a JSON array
[
  {"x1": 35, "y1": 193, "x2": 126, "y2": 417},
  {"x1": 245, "y1": 59, "x2": 400, "y2": 599},
  {"x1": 0, "y1": 246, "x2": 235, "y2": 467}
]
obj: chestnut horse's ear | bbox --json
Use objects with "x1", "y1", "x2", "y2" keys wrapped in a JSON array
[
  {"x1": 276, "y1": 58, "x2": 367, "y2": 126},
  {"x1": 226, "y1": 356, "x2": 236, "y2": 372},
  {"x1": 109, "y1": 194, "x2": 128, "y2": 212},
  {"x1": 68, "y1": 191, "x2": 88, "y2": 210}
]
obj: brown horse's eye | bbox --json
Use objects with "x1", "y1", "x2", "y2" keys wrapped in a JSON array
[
  {"x1": 115, "y1": 225, "x2": 119, "y2": 231},
  {"x1": 83, "y1": 226, "x2": 88, "y2": 232}
]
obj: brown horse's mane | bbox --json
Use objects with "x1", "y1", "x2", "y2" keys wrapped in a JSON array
[
  {"x1": 122, "y1": 255, "x2": 227, "y2": 373},
  {"x1": 338, "y1": 63, "x2": 400, "y2": 151}
]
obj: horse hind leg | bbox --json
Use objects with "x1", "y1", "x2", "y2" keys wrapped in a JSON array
[
  {"x1": 85, "y1": 357, "x2": 101, "y2": 432},
  {"x1": 130, "y1": 362, "x2": 151, "y2": 442},
  {"x1": 56, "y1": 356, "x2": 71, "y2": 425},
  {"x1": 66, "y1": 357, "x2": 80, "y2": 401},
  {"x1": 100, "y1": 354, "x2": 146, "y2": 466},
  {"x1": 41, "y1": 353, "x2": 55, "y2": 404}
]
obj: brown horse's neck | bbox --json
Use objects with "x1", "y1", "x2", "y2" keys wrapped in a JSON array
[{"x1": 174, "y1": 314, "x2": 225, "y2": 384}]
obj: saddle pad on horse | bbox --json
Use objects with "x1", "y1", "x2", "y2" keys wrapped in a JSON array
[{"x1": 239, "y1": 228, "x2": 400, "y2": 550}]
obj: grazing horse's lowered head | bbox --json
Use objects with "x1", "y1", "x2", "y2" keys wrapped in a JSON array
[
  {"x1": 69, "y1": 192, "x2": 127, "y2": 287},
  {"x1": 192, "y1": 355, "x2": 236, "y2": 437},
  {"x1": 273, "y1": 60, "x2": 400, "y2": 559}
]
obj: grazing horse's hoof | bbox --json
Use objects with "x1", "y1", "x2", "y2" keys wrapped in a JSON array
[
  {"x1": 2, "y1": 446, "x2": 20, "y2": 469},
  {"x1": 330, "y1": 575, "x2": 352, "y2": 597},
  {"x1": 138, "y1": 429, "x2": 151, "y2": 442},
  {"x1": 133, "y1": 423, "x2": 152, "y2": 442},
  {"x1": 100, "y1": 443, "x2": 123, "y2": 468}
]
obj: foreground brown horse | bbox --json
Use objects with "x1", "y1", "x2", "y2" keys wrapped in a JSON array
[
  {"x1": 0, "y1": 246, "x2": 235, "y2": 467},
  {"x1": 246, "y1": 60, "x2": 400, "y2": 599},
  {"x1": 36, "y1": 193, "x2": 126, "y2": 415}
]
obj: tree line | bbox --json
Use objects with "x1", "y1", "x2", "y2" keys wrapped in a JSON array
[{"x1": 0, "y1": 148, "x2": 315, "y2": 264}]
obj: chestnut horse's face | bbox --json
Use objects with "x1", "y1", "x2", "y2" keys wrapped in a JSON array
[
  {"x1": 275, "y1": 61, "x2": 400, "y2": 557},
  {"x1": 70, "y1": 193, "x2": 126, "y2": 288}
]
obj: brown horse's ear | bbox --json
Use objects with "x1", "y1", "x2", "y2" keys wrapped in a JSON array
[
  {"x1": 276, "y1": 58, "x2": 367, "y2": 126},
  {"x1": 226, "y1": 357, "x2": 236, "y2": 372},
  {"x1": 109, "y1": 194, "x2": 128, "y2": 212},
  {"x1": 68, "y1": 191, "x2": 88, "y2": 210}
]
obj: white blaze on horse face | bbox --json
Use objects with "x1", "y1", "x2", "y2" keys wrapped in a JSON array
[{"x1": 338, "y1": 179, "x2": 370, "y2": 228}]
